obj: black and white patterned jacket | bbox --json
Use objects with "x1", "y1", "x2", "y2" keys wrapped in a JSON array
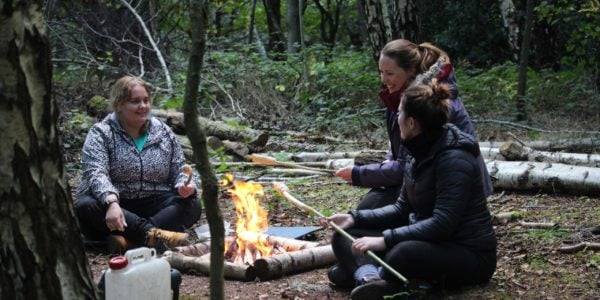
[{"x1": 76, "y1": 113, "x2": 194, "y2": 201}]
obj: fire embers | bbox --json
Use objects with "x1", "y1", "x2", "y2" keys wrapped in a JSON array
[{"x1": 221, "y1": 174, "x2": 285, "y2": 265}]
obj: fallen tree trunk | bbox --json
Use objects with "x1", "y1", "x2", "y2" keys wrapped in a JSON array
[
  {"x1": 480, "y1": 138, "x2": 600, "y2": 153},
  {"x1": 500, "y1": 140, "x2": 600, "y2": 167},
  {"x1": 486, "y1": 160, "x2": 600, "y2": 194},
  {"x1": 153, "y1": 109, "x2": 269, "y2": 147},
  {"x1": 162, "y1": 251, "x2": 256, "y2": 281},
  {"x1": 252, "y1": 245, "x2": 336, "y2": 280}
]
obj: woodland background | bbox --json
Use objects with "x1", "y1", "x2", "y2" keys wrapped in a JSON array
[{"x1": 2, "y1": 0, "x2": 600, "y2": 299}]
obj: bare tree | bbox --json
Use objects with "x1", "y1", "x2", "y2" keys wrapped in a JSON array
[
  {"x1": 0, "y1": 1, "x2": 97, "y2": 299},
  {"x1": 184, "y1": 1, "x2": 225, "y2": 299},
  {"x1": 313, "y1": 0, "x2": 343, "y2": 48},
  {"x1": 360, "y1": 0, "x2": 419, "y2": 62}
]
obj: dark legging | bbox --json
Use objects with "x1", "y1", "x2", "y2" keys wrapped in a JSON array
[
  {"x1": 357, "y1": 186, "x2": 402, "y2": 210},
  {"x1": 331, "y1": 228, "x2": 496, "y2": 289},
  {"x1": 75, "y1": 192, "x2": 202, "y2": 245}
]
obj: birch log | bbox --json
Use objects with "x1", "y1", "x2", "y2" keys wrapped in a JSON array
[
  {"x1": 499, "y1": 140, "x2": 600, "y2": 167},
  {"x1": 480, "y1": 138, "x2": 600, "y2": 153},
  {"x1": 162, "y1": 251, "x2": 256, "y2": 281},
  {"x1": 486, "y1": 160, "x2": 600, "y2": 194},
  {"x1": 153, "y1": 109, "x2": 269, "y2": 147},
  {"x1": 252, "y1": 245, "x2": 336, "y2": 280}
]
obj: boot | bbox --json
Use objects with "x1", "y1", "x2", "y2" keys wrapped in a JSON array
[
  {"x1": 107, "y1": 234, "x2": 138, "y2": 255},
  {"x1": 328, "y1": 264, "x2": 355, "y2": 288},
  {"x1": 146, "y1": 228, "x2": 190, "y2": 249},
  {"x1": 350, "y1": 279, "x2": 407, "y2": 300}
]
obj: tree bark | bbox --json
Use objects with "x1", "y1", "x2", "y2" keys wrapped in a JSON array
[
  {"x1": 253, "y1": 245, "x2": 336, "y2": 280},
  {"x1": 499, "y1": 140, "x2": 600, "y2": 167},
  {"x1": 498, "y1": 0, "x2": 520, "y2": 61},
  {"x1": 515, "y1": 0, "x2": 535, "y2": 122},
  {"x1": 163, "y1": 251, "x2": 257, "y2": 281},
  {"x1": 486, "y1": 160, "x2": 600, "y2": 194},
  {"x1": 185, "y1": 1, "x2": 225, "y2": 299},
  {"x1": 263, "y1": 0, "x2": 286, "y2": 60},
  {"x1": 0, "y1": 1, "x2": 96, "y2": 299},
  {"x1": 286, "y1": 0, "x2": 301, "y2": 52},
  {"x1": 248, "y1": 0, "x2": 258, "y2": 44},
  {"x1": 360, "y1": 0, "x2": 419, "y2": 62}
]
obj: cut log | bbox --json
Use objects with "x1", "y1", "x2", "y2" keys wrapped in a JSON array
[
  {"x1": 326, "y1": 158, "x2": 354, "y2": 170},
  {"x1": 480, "y1": 147, "x2": 506, "y2": 161},
  {"x1": 290, "y1": 151, "x2": 386, "y2": 162},
  {"x1": 499, "y1": 140, "x2": 600, "y2": 167},
  {"x1": 486, "y1": 160, "x2": 600, "y2": 194},
  {"x1": 162, "y1": 251, "x2": 256, "y2": 281},
  {"x1": 480, "y1": 138, "x2": 600, "y2": 154},
  {"x1": 252, "y1": 245, "x2": 336, "y2": 280},
  {"x1": 153, "y1": 109, "x2": 269, "y2": 147},
  {"x1": 262, "y1": 234, "x2": 319, "y2": 251}
]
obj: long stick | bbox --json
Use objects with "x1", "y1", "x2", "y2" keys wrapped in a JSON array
[
  {"x1": 272, "y1": 182, "x2": 409, "y2": 284},
  {"x1": 248, "y1": 154, "x2": 336, "y2": 175}
]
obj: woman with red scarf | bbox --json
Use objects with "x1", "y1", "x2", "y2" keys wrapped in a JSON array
[{"x1": 331, "y1": 39, "x2": 492, "y2": 285}]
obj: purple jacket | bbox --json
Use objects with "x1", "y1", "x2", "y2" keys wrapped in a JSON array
[{"x1": 351, "y1": 66, "x2": 493, "y2": 197}]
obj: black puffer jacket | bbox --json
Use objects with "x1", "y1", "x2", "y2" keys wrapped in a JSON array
[{"x1": 352, "y1": 124, "x2": 496, "y2": 251}]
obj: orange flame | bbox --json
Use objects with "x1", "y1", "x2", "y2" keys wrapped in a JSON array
[{"x1": 221, "y1": 174, "x2": 272, "y2": 264}]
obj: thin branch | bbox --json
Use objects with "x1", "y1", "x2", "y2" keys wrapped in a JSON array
[{"x1": 120, "y1": 0, "x2": 173, "y2": 95}]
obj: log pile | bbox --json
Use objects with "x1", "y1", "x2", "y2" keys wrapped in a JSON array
[{"x1": 163, "y1": 235, "x2": 335, "y2": 281}]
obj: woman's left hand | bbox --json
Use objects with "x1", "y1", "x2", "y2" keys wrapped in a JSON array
[
  {"x1": 352, "y1": 236, "x2": 386, "y2": 253},
  {"x1": 178, "y1": 183, "x2": 196, "y2": 198}
]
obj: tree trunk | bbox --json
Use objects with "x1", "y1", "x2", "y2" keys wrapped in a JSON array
[
  {"x1": 152, "y1": 109, "x2": 269, "y2": 147},
  {"x1": 515, "y1": 0, "x2": 535, "y2": 122},
  {"x1": 486, "y1": 160, "x2": 600, "y2": 195},
  {"x1": 480, "y1": 138, "x2": 600, "y2": 154},
  {"x1": 313, "y1": 0, "x2": 343, "y2": 47},
  {"x1": 253, "y1": 245, "x2": 336, "y2": 280},
  {"x1": 248, "y1": 0, "x2": 258, "y2": 44},
  {"x1": 286, "y1": 0, "x2": 301, "y2": 53},
  {"x1": 498, "y1": 0, "x2": 520, "y2": 61},
  {"x1": 499, "y1": 140, "x2": 600, "y2": 167},
  {"x1": 263, "y1": 0, "x2": 286, "y2": 60},
  {"x1": 360, "y1": 0, "x2": 419, "y2": 62},
  {"x1": 185, "y1": 1, "x2": 225, "y2": 299},
  {"x1": 0, "y1": 2, "x2": 97, "y2": 299}
]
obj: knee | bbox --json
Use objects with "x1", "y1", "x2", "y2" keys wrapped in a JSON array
[{"x1": 74, "y1": 195, "x2": 102, "y2": 219}]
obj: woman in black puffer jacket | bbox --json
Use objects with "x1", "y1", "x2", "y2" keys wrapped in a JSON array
[{"x1": 322, "y1": 81, "x2": 497, "y2": 299}]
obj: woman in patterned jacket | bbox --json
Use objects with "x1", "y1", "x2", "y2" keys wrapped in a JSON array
[{"x1": 75, "y1": 76, "x2": 201, "y2": 253}]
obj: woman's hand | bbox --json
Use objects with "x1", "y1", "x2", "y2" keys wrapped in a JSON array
[
  {"x1": 178, "y1": 183, "x2": 196, "y2": 198},
  {"x1": 319, "y1": 213, "x2": 355, "y2": 230},
  {"x1": 105, "y1": 203, "x2": 126, "y2": 232},
  {"x1": 352, "y1": 236, "x2": 386, "y2": 253},
  {"x1": 334, "y1": 166, "x2": 353, "y2": 182}
]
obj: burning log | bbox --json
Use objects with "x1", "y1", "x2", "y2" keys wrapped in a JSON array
[
  {"x1": 174, "y1": 241, "x2": 211, "y2": 256},
  {"x1": 162, "y1": 251, "x2": 256, "y2": 282},
  {"x1": 253, "y1": 245, "x2": 336, "y2": 280}
]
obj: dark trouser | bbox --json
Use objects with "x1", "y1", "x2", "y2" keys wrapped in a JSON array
[
  {"x1": 357, "y1": 186, "x2": 402, "y2": 210},
  {"x1": 331, "y1": 228, "x2": 496, "y2": 289},
  {"x1": 75, "y1": 192, "x2": 202, "y2": 245}
]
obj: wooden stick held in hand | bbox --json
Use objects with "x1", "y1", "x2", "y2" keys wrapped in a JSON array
[{"x1": 272, "y1": 182, "x2": 409, "y2": 284}]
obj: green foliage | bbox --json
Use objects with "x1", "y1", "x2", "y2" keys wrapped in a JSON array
[
  {"x1": 457, "y1": 62, "x2": 600, "y2": 119},
  {"x1": 536, "y1": 0, "x2": 600, "y2": 68},
  {"x1": 61, "y1": 110, "x2": 95, "y2": 150}
]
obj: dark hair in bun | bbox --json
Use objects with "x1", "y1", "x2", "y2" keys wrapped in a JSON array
[{"x1": 400, "y1": 81, "x2": 451, "y2": 133}]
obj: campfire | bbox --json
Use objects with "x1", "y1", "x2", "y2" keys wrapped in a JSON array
[
  {"x1": 221, "y1": 173, "x2": 284, "y2": 264},
  {"x1": 162, "y1": 176, "x2": 336, "y2": 281}
]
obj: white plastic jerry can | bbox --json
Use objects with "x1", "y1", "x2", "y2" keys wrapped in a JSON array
[{"x1": 105, "y1": 247, "x2": 171, "y2": 300}]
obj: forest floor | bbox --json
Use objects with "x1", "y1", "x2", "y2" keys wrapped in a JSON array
[
  {"x1": 70, "y1": 155, "x2": 600, "y2": 299},
  {"x1": 61, "y1": 100, "x2": 600, "y2": 299}
]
